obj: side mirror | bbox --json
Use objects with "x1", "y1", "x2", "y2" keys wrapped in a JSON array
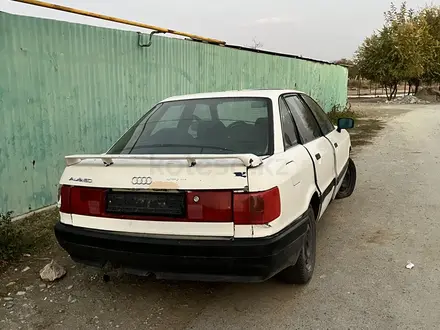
[{"x1": 337, "y1": 118, "x2": 355, "y2": 132}]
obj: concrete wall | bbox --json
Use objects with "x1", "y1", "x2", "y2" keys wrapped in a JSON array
[{"x1": 0, "y1": 12, "x2": 348, "y2": 215}]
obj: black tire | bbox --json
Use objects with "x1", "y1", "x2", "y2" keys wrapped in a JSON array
[
  {"x1": 335, "y1": 157, "x2": 357, "y2": 200},
  {"x1": 277, "y1": 206, "x2": 316, "y2": 285}
]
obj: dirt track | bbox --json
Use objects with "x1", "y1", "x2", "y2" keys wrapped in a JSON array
[{"x1": 2, "y1": 102, "x2": 440, "y2": 330}]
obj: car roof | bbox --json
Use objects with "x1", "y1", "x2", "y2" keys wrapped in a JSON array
[{"x1": 161, "y1": 89, "x2": 304, "y2": 102}]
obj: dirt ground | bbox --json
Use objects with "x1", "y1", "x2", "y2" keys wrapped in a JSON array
[
  {"x1": 2, "y1": 101, "x2": 436, "y2": 330},
  {"x1": 348, "y1": 101, "x2": 411, "y2": 150}
]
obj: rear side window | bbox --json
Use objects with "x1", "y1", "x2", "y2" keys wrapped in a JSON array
[
  {"x1": 278, "y1": 99, "x2": 298, "y2": 149},
  {"x1": 301, "y1": 94, "x2": 334, "y2": 135},
  {"x1": 284, "y1": 95, "x2": 322, "y2": 144},
  {"x1": 108, "y1": 97, "x2": 273, "y2": 156}
]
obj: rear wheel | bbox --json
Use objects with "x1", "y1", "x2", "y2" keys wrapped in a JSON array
[
  {"x1": 336, "y1": 158, "x2": 357, "y2": 199},
  {"x1": 277, "y1": 206, "x2": 316, "y2": 285}
]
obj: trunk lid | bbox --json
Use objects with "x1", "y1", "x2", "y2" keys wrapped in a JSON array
[{"x1": 59, "y1": 154, "x2": 262, "y2": 237}]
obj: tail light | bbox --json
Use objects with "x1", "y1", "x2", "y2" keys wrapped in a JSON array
[
  {"x1": 187, "y1": 191, "x2": 232, "y2": 222},
  {"x1": 70, "y1": 187, "x2": 105, "y2": 216},
  {"x1": 59, "y1": 185, "x2": 280, "y2": 225},
  {"x1": 233, "y1": 187, "x2": 281, "y2": 225},
  {"x1": 59, "y1": 185, "x2": 72, "y2": 213},
  {"x1": 59, "y1": 185, "x2": 105, "y2": 216}
]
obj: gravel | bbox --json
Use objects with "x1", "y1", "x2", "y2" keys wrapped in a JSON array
[
  {"x1": 386, "y1": 95, "x2": 430, "y2": 104},
  {"x1": 1, "y1": 103, "x2": 440, "y2": 329}
]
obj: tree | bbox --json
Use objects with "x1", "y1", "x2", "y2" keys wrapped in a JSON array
[
  {"x1": 355, "y1": 2, "x2": 438, "y2": 99},
  {"x1": 355, "y1": 27, "x2": 401, "y2": 100},
  {"x1": 385, "y1": 3, "x2": 435, "y2": 94},
  {"x1": 419, "y1": 6, "x2": 440, "y2": 85},
  {"x1": 334, "y1": 58, "x2": 359, "y2": 79}
]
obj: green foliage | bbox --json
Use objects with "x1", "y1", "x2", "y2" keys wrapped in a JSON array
[
  {"x1": 354, "y1": 2, "x2": 440, "y2": 99},
  {"x1": 327, "y1": 103, "x2": 358, "y2": 125},
  {"x1": 334, "y1": 58, "x2": 359, "y2": 79},
  {"x1": 0, "y1": 211, "x2": 25, "y2": 263},
  {"x1": 419, "y1": 6, "x2": 440, "y2": 83}
]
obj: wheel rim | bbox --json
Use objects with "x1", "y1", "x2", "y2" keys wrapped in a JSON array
[
  {"x1": 303, "y1": 222, "x2": 314, "y2": 272},
  {"x1": 339, "y1": 167, "x2": 352, "y2": 193}
]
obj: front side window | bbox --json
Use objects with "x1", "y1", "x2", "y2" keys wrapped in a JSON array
[
  {"x1": 301, "y1": 94, "x2": 335, "y2": 135},
  {"x1": 108, "y1": 97, "x2": 273, "y2": 156},
  {"x1": 284, "y1": 95, "x2": 322, "y2": 144}
]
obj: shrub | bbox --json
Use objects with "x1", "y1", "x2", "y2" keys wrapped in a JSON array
[
  {"x1": 327, "y1": 103, "x2": 358, "y2": 125},
  {"x1": 0, "y1": 211, "x2": 25, "y2": 263}
]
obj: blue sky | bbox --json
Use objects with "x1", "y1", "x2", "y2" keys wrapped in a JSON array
[{"x1": 2, "y1": 0, "x2": 438, "y2": 61}]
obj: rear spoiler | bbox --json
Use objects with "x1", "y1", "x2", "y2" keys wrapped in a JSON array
[{"x1": 64, "y1": 153, "x2": 263, "y2": 168}]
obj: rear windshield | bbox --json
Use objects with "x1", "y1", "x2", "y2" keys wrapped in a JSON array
[{"x1": 108, "y1": 97, "x2": 273, "y2": 156}]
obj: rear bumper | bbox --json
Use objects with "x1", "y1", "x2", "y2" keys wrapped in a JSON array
[{"x1": 54, "y1": 213, "x2": 308, "y2": 283}]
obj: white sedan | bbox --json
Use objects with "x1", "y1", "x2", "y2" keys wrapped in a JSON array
[{"x1": 55, "y1": 89, "x2": 356, "y2": 284}]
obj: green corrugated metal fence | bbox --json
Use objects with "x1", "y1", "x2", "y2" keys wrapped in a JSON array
[{"x1": 0, "y1": 12, "x2": 348, "y2": 215}]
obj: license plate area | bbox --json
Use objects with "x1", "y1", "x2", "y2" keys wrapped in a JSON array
[{"x1": 106, "y1": 190, "x2": 186, "y2": 217}]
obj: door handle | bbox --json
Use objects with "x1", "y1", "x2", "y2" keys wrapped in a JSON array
[
  {"x1": 334, "y1": 142, "x2": 339, "y2": 148},
  {"x1": 315, "y1": 153, "x2": 321, "y2": 160}
]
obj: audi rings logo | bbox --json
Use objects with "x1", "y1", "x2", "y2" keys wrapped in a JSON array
[{"x1": 131, "y1": 176, "x2": 153, "y2": 185}]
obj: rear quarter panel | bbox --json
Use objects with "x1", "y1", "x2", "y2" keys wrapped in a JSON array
[
  {"x1": 236, "y1": 94, "x2": 318, "y2": 238},
  {"x1": 242, "y1": 146, "x2": 317, "y2": 238}
]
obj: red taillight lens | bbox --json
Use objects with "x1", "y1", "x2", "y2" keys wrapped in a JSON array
[
  {"x1": 59, "y1": 185, "x2": 72, "y2": 213},
  {"x1": 60, "y1": 185, "x2": 106, "y2": 216},
  {"x1": 187, "y1": 191, "x2": 232, "y2": 222},
  {"x1": 233, "y1": 187, "x2": 281, "y2": 225},
  {"x1": 70, "y1": 187, "x2": 106, "y2": 216}
]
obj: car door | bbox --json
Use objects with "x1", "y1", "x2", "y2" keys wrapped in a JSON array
[
  {"x1": 255, "y1": 98, "x2": 317, "y2": 235},
  {"x1": 283, "y1": 94, "x2": 337, "y2": 219},
  {"x1": 300, "y1": 94, "x2": 350, "y2": 192}
]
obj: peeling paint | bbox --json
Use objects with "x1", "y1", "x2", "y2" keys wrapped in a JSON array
[{"x1": 148, "y1": 181, "x2": 180, "y2": 189}]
